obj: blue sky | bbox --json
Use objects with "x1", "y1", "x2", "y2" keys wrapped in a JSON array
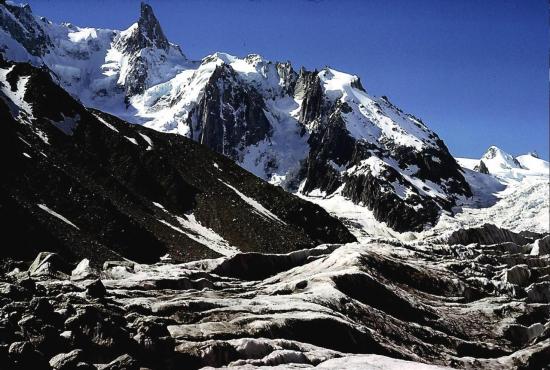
[{"x1": 26, "y1": 0, "x2": 549, "y2": 159}]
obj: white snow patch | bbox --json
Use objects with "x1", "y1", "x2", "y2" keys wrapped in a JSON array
[
  {"x1": 93, "y1": 113, "x2": 119, "y2": 132},
  {"x1": 0, "y1": 68, "x2": 33, "y2": 117},
  {"x1": 175, "y1": 214, "x2": 238, "y2": 256},
  {"x1": 152, "y1": 202, "x2": 165, "y2": 210},
  {"x1": 124, "y1": 136, "x2": 138, "y2": 145},
  {"x1": 37, "y1": 204, "x2": 79, "y2": 230},
  {"x1": 158, "y1": 215, "x2": 237, "y2": 257},
  {"x1": 220, "y1": 180, "x2": 286, "y2": 225},
  {"x1": 138, "y1": 132, "x2": 153, "y2": 150},
  {"x1": 35, "y1": 129, "x2": 50, "y2": 144}
]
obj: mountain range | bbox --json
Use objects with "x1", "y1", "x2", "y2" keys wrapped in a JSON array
[{"x1": 0, "y1": 1, "x2": 475, "y2": 232}]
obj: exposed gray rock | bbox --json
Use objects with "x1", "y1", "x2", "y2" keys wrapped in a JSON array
[
  {"x1": 71, "y1": 259, "x2": 99, "y2": 281},
  {"x1": 530, "y1": 235, "x2": 550, "y2": 256},
  {"x1": 99, "y1": 354, "x2": 138, "y2": 370},
  {"x1": 503, "y1": 264, "x2": 531, "y2": 286},
  {"x1": 526, "y1": 281, "x2": 550, "y2": 303},
  {"x1": 49, "y1": 349, "x2": 83, "y2": 369},
  {"x1": 28, "y1": 252, "x2": 70, "y2": 279},
  {"x1": 474, "y1": 160, "x2": 490, "y2": 174}
]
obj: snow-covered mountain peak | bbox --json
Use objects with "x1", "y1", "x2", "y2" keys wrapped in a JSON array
[
  {"x1": 482, "y1": 145, "x2": 517, "y2": 162},
  {"x1": 526, "y1": 150, "x2": 540, "y2": 159},
  {"x1": 316, "y1": 67, "x2": 438, "y2": 151},
  {"x1": 117, "y1": 2, "x2": 172, "y2": 54},
  {"x1": 480, "y1": 145, "x2": 524, "y2": 174},
  {"x1": 458, "y1": 146, "x2": 548, "y2": 185}
]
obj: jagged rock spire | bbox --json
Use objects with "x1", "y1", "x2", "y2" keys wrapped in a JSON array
[
  {"x1": 474, "y1": 160, "x2": 490, "y2": 174},
  {"x1": 137, "y1": 2, "x2": 169, "y2": 50},
  {"x1": 117, "y1": 2, "x2": 170, "y2": 54}
]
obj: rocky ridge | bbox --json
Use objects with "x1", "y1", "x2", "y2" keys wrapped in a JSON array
[{"x1": 0, "y1": 57, "x2": 354, "y2": 264}]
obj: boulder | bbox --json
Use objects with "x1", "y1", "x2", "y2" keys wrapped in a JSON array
[
  {"x1": 30, "y1": 297, "x2": 54, "y2": 318},
  {"x1": 99, "y1": 354, "x2": 138, "y2": 370},
  {"x1": 0, "y1": 282, "x2": 26, "y2": 300},
  {"x1": 49, "y1": 349, "x2": 83, "y2": 369},
  {"x1": 505, "y1": 323, "x2": 545, "y2": 345},
  {"x1": 18, "y1": 277, "x2": 36, "y2": 292},
  {"x1": 85, "y1": 280, "x2": 107, "y2": 299},
  {"x1": 530, "y1": 235, "x2": 550, "y2": 256},
  {"x1": 132, "y1": 318, "x2": 174, "y2": 363},
  {"x1": 502, "y1": 265, "x2": 531, "y2": 286},
  {"x1": 71, "y1": 259, "x2": 99, "y2": 281},
  {"x1": 64, "y1": 306, "x2": 133, "y2": 361},
  {"x1": 8, "y1": 341, "x2": 34, "y2": 358},
  {"x1": 103, "y1": 261, "x2": 135, "y2": 272},
  {"x1": 28, "y1": 252, "x2": 70, "y2": 279},
  {"x1": 8, "y1": 340, "x2": 49, "y2": 369},
  {"x1": 526, "y1": 281, "x2": 550, "y2": 303}
]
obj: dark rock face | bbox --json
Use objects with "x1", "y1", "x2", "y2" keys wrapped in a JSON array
[
  {"x1": 300, "y1": 98, "x2": 469, "y2": 231},
  {"x1": 0, "y1": 59, "x2": 354, "y2": 265},
  {"x1": 190, "y1": 64, "x2": 272, "y2": 161},
  {"x1": 340, "y1": 168, "x2": 441, "y2": 232},
  {"x1": 114, "y1": 3, "x2": 180, "y2": 96},
  {"x1": 0, "y1": 2, "x2": 51, "y2": 57},
  {"x1": 474, "y1": 160, "x2": 490, "y2": 174},
  {"x1": 302, "y1": 106, "x2": 355, "y2": 196},
  {"x1": 446, "y1": 223, "x2": 536, "y2": 246},
  {"x1": 120, "y1": 3, "x2": 170, "y2": 53},
  {"x1": 295, "y1": 69, "x2": 324, "y2": 124}
]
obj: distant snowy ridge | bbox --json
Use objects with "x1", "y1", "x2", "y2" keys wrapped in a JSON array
[
  {"x1": 303, "y1": 146, "x2": 548, "y2": 240},
  {"x1": 457, "y1": 146, "x2": 549, "y2": 182}
]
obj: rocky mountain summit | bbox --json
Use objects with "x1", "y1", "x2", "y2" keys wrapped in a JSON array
[{"x1": 0, "y1": 1, "x2": 473, "y2": 232}]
